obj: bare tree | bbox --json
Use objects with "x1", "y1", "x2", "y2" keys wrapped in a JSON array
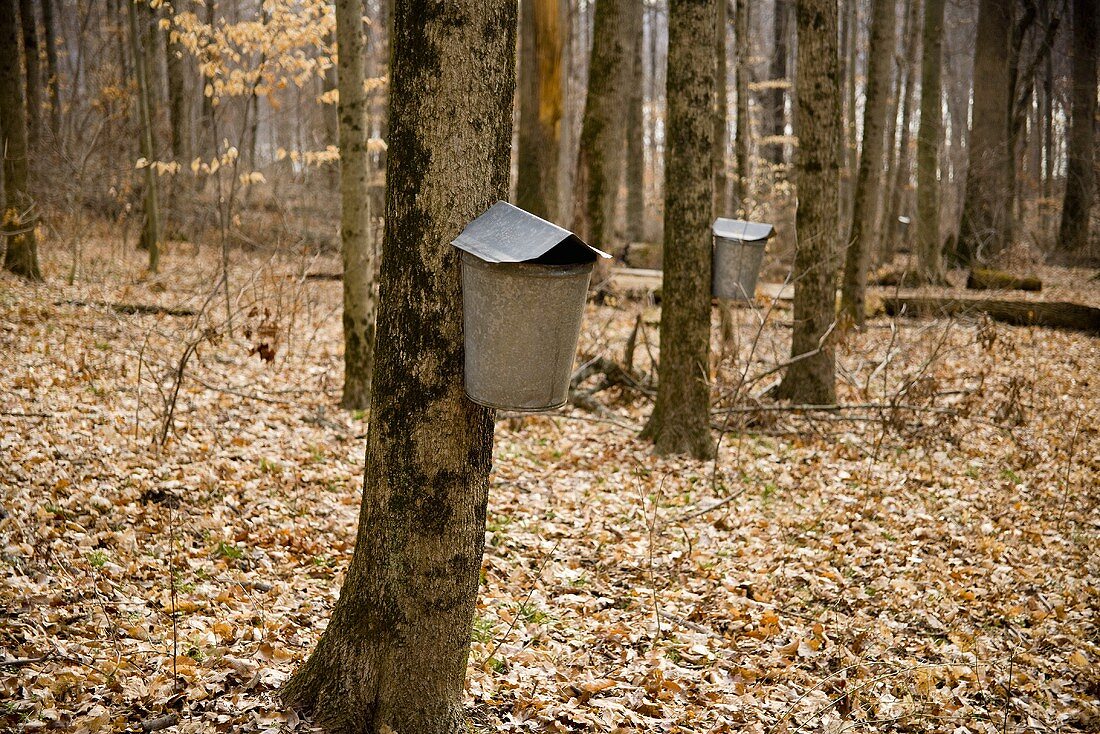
[
  {"x1": 17, "y1": 0, "x2": 40, "y2": 144},
  {"x1": 713, "y1": 0, "x2": 729, "y2": 214},
  {"x1": 517, "y1": 0, "x2": 564, "y2": 220},
  {"x1": 1, "y1": 0, "x2": 42, "y2": 280},
  {"x1": 641, "y1": 0, "x2": 717, "y2": 460},
  {"x1": 1054, "y1": 0, "x2": 1097, "y2": 265},
  {"x1": 915, "y1": 0, "x2": 947, "y2": 283},
  {"x1": 840, "y1": 0, "x2": 895, "y2": 326},
  {"x1": 765, "y1": 0, "x2": 790, "y2": 166},
  {"x1": 776, "y1": 0, "x2": 841, "y2": 404},
  {"x1": 734, "y1": 0, "x2": 751, "y2": 210},
  {"x1": 280, "y1": 1, "x2": 516, "y2": 730},
  {"x1": 128, "y1": 0, "x2": 160, "y2": 272},
  {"x1": 336, "y1": 0, "x2": 376, "y2": 410}
]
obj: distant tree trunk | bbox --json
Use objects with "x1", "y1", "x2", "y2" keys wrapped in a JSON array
[
  {"x1": 766, "y1": 0, "x2": 790, "y2": 167},
  {"x1": 713, "y1": 0, "x2": 729, "y2": 214},
  {"x1": 1054, "y1": 0, "x2": 1097, "y2": 265},
  {"x1": 197, "y1": 0, "x2": 216, "y2": 189},
  {"x1": 517, "y1": 0, "x2": 564, "y2": 221},
  {"x1": 17, "y1": 0, "x2": 40, "y2": 145},
  {"x1": 624, "y1": 0, "x2": 645, "y2": 240},
  {"x1": 840, "y1": 0, "x2": 894, "y2": 326},
  {"x1": 1039, "y1": 2, "x2": 1054, "y2": 235},
  {"x1": 128, "y1": 0, "x2": 160, "y2": 272},
  {"x1": 571, "y1": 0, "x2": 633, "y2": 255},
  {"x1": 335, "y1": 0, "x2": 376, "y2": 411},
  {"x1": 877, "y1": 0, "x2": 917, "y2": 266},
  {"x1": 777, "y1": 0, "x2": 841, "y2": 404},
  {"x1": 955, "y1": 0, "x2": 1012, "y2": 265},
  {"x1": 641, "y1": 0, "x2": 716, "y2": 460},
  {"x1": 915, "y1": 0, "x2": 946, "y2": 283},
  {"x1": 734, "y1": 0, "x2": 751, "y2": 210},
  {"x1": 1, "y1": 0, "x2": 42, "y2": 280},
  {"x1": 163, "y1": 6, "x2": 189, "y2": 164},
  {"x1": 41, "y1": 0, "x2": 60, "y2": 138},
  {"x1": 279, "y1": 1, "x2": 515, "y2": 730},
  {"x1": 840, "y1": 0, "x2": 858, "y2": 218}
]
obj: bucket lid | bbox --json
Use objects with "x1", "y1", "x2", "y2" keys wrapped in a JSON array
[
  {"x1": 453, "y1": 201, "x2": 611, "y2": 265},
  {"x1": 712, "y1": 218, "x2": 775, "y2": 243}
]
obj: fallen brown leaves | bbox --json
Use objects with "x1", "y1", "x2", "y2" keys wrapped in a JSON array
[{"x1": 1, "y1": 240, "x2": 1097, "y2": 733}]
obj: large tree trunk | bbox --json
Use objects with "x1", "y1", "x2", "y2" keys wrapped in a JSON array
[
  {"x1": 624, "y1": 0, "x2": 645, "y2": 240},
  {"x1": 734, "y1": 0, "x2": 751, "y2": 211},
  {"x1": 641, "y1": 0, "x2": 716, "y2": 460},
  {"x1": 41, "y1": 0, "x2": 60, "y2": 138},
  {"x1": 840, "y1": 0, "x2": 895, "y2": 326},
  {"x1": 517, "y1": 0, "x2": 564, "y2": 221},
  {"x1": 915, "y1": 0, "x2": 946, "y2": 283},
  {"x1": 128, "y1": 0, "x2": 159, "y2": 272},
  {"x1": 955, "y1": 0, "x2": 1012, "y2": 265},
  {"x1": 280, "y1": 1, "x2": 515, "y2": 731},
  {"x1": 775, "y1": 0, "x2": 841, "y2": 404},
  {"x1": 712, "y1": 0, "x2": 729, "y2": 215},
  {"x1": 1054, "y1": 0, "x2": 1097, "y2": 265},
  {"x1": 17, "y1": 0, "x2": 40, "y2": 145},
  {"x1": 571, "y1": 0, "x2": 633, "y2": 256},
  {"x1": 336, "y1": 0, "x2": 376, "y2": 411},
  {"x1": 1, "y1": 0, "x2": 41, "y2": 280},
  {"x1": 765, "y1": 0, "x2": 790, "y2": 167}
]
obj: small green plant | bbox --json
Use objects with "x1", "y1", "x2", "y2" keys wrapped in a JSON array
[
  {"x1": 471, "y1": 616, "x2": 495, "y2": 644},
  {"x1": 258, "y1": 458, "x2": 281, "y2": 474},
  {"x1": 761, "y1": 482, "x2": 778, "y2": 504},
  {"x1": 215, "y1": 541, "x2": 244, "y2": 560},
  {"x1": 87, "y1": 550, "x2": 108, "y2": 569},
  {"x1": 352, "y1": 409, "x2": 367, "y2": 421},
  {"x1": 308, "y1": 446, "x2": 325, "y2": 464},
  {"x1": 1000, "y1": 468, "x2": 1022, "y2": 484}
]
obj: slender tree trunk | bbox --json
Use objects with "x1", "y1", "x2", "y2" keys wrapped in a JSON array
[
  {"x1": 915, "y1": 0, "x2": 946, "y2": 283},
  {"x1": 197, "y1": 0, "x2": 216, "y2": 190},
  {"x1": 571, "y1": 0, "x2": 633, "y2": 256},
  {"x1": 623, "y1": 0, "x2": 645, "y2": 240},
  {"x1": 641, "y1": 0, "x2": 717, "y2": 460},
  {"x1": 1054, "y1": 0, "x2": 1097, "y2": 265},
  {"x1": 17, "y1": 0, "x2": 40, "y2": 145},
  {"x1": 776, "y1": 0, "x2": 841, "y2": 404},
  {"x1": 840, "y1": 0, "x2": 894, "y2": 326},
  {"x1": 517, "y1": 0, "x2": 564, "y2": 220},
  {"x1": 336, "y1": 0, "x2": 375, "y2": 411},
  {"x1": 280, "y1": 2, "x2": 515, "y2": 730},
  {"x1": 321, "y1": 38, "x2": 338, "y2": 189},
  {"x1": 955, "y1": 0, "x2": 1012, "y2": 265},
  {"x1": 1040, "y1": 3, "x2": 1053, "y2": 236},
  {"x1": 163, "y1": 7, "x2": 189, "y2": 164},
  {"x1": 734, "y1": 0, "x2": 751, "y2": 210},
  {"x1": 41, "y1": 0, "x2": 60, "y2": 138},
  {"x1": 766, "y1": 0, "x2": 789, "y2": 166},
  {"x1": 841, "y1": 0, "x2": 857, "y2": 219},
  {"x1": 1, "y1": 0, "x2": 42, "y2": 280},
  {"x1": 713, "y1": 0, "x2": 729, "y2": 214},
  {"x1": 876, "y1": 0, "x2": 915, "y2": 266},
  {"x1": 881, "y1": 0, "x2": 920, "y2": 266},
  {"x1": 128, "y1": 0, "x2": 159, "y2": 271}
]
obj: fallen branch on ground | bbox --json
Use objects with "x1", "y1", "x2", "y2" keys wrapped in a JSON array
[
  {"x1": 56, "y1": 299, "x2": 197, "y2": 318},
  {"x1": 885, "y1": 296, "x2": 1100, "y2": 335}
]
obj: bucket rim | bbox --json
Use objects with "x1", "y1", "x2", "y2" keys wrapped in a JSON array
[
  {"x1": 460, "y1": 250, "x2": 595, "y2": 276},
  {"x1": 464, "y1": 391, "x2": 569, "y2": 412}
]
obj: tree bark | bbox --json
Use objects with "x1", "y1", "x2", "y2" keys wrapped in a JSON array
[
  {"x1": 17, "y1": 0, "x2": 40, "y2": 145},
  {"x1": 713, "y1": 0, "x2": 729, "y2": 215},
  {"x1": 280, "y1": 1, "x2": 515, "y2": 731},
  {"x1": 641, "y1": 0, "x2": 716, "y2": 460},
  {"x1": 624, "y1": 0, "x2": 645, "y2": 241},
  {"x1": 765, "y1": 0, "x2": 790, "y2": 166},
  {"x1": 1, "y1": 0, "x2": 41, "y2": 280},
  {"x1": 128, "y1": 0, "x2": 159, "y2": 272},
  {"x1": 840, "y1": 0, "x2": 857, "y2": 219},
  {"x1": 775, "y1": 0, "x2": 841, "y2": 404},
  {"x1": 41, "y1": 0, "x2": 60, "y2": 137},
  {"x1": 335, "y1": 0, "x2": 376, "y2": 411},
  {"x1": 163, "y1": 8, "x2": 189, "y2": 164},
  {"x1": 955, "y1": 0, "x2": 1012, "y2": 266},
  {"x1": 840, "y1": 0, "x2": 894, "y2": 326},
  {"x1": 915, "y1": 0, "x2": 946, "y2": 283},
  {"x1": 880, "y1": 0, "x2": 920, "y2": 266},
  {"x1": 1054, "y1": 0, "x2": 1097, "y2": 265},
  {"x1": 571, "y1": 0, "x2": 633, "y2": 255},
  {"x1": 734, "y1": 0, "x2": 751, "y2": 211},
  {"x1": 517, "y1": 0, "x2": 564, "y2": 221}
]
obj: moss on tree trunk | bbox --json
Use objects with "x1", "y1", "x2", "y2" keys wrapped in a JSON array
[
  {"x1": 775, "y1": 0, "x2": 841, "y2": 405},
  {"x1": 640, "y1": 0, "x2": 716, "y2": 460},
  {"x1": 281, "y1": 2, "x2": 515, "y2": 732}
]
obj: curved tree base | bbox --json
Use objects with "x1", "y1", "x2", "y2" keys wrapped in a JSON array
[
  {"x1": 640, "y1": 405, "x2": 715, "y2": 460},
  {"x1": 775, "y1": 361, "x2": 836, "y2": 406}
]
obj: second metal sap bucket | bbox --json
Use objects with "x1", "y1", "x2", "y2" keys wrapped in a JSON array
[
  {"x1": 453, "y1": 201, "x2": 610, "y2": 412},
  {"x1": 712, "y1": 218, "x2": 775, "y2": 301}
]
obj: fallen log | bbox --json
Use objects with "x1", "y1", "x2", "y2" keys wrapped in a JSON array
[
  {"x1": 966, "y1": 268, "x2": 1042, "y2": 292},
  {"x1": 56, "y1": 299, "x2": 197, "y2": 317},
  {"x1": 884, "y1": 296, "x2": 1100, "y2": 335}
]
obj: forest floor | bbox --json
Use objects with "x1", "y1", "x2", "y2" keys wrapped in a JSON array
[{"x1": 1, "y1": 235, "x2": 1098, "y2": 733}]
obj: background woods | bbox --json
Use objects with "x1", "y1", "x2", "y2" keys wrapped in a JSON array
[{"x1": 1, "y1": 0, "x2": 1098, "y2": 732}]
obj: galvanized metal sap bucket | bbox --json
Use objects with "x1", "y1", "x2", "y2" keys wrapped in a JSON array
[
  {"x1": 453, "y1": 201, "x2": 610, "y2": 412},
  {"x1": 712, "y1": 218, "x2": 775, "y2": 301}
]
